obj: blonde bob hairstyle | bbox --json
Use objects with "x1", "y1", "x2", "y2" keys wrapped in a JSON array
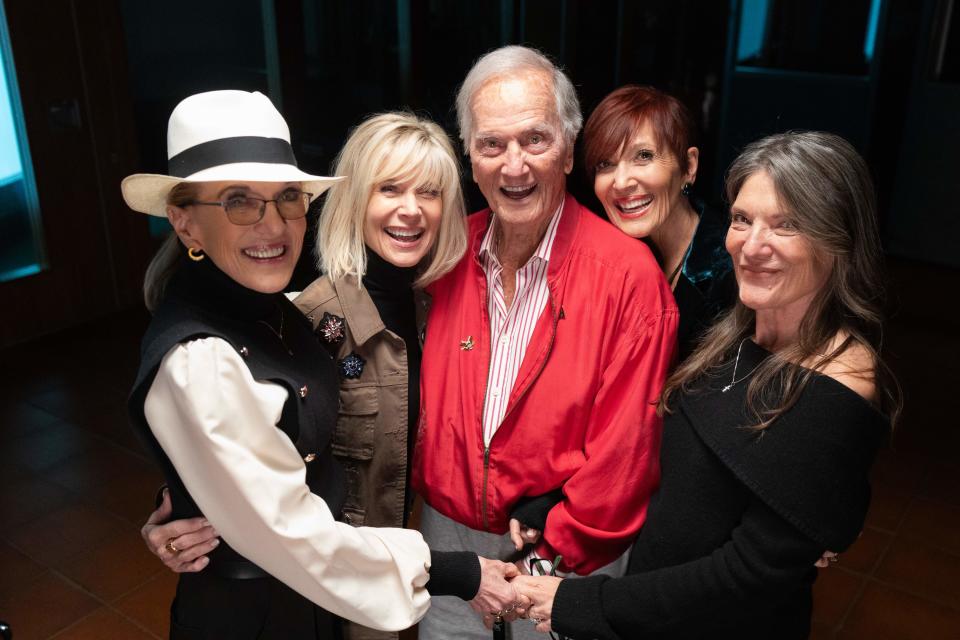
[{"x1": 317, "y1": 112, "x2": 467, "y2": 287}]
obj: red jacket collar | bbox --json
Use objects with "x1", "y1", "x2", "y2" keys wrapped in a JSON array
[{"x1": 468, "y1": 193, "x2": 582, "y2": 284}]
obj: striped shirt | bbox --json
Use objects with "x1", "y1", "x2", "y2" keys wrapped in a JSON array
[{"x1": 478, "y1": 201, "x2": 564, "y2": 446}]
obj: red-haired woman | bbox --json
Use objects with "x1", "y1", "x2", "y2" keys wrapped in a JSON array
[
  {"x1": 585, "y1": 85, "x2": 735, "y2": 359},
  {"x1": 506, "y1": 85, "x2": 738, "y2": 551}
]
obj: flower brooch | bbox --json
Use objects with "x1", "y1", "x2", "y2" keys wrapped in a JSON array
[
  {"x1": 317, "y1": 312, "x2": 345, "y2": 346},
  {"x1": 338, "y1": 353, "x2": 365, "y2": 379}
]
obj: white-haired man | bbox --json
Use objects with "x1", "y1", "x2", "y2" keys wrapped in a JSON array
[{"x1": 412, "y1": 45, "x2": 679, "y2": 639}]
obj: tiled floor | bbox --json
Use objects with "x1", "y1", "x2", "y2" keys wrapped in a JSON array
[{"x1": 0, "y1": 258, "x2": 957, "y2": 639}]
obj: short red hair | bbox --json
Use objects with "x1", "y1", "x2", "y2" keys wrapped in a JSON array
[{"x1": 583, "y1": 85, "x2": 696, "y2": 179}]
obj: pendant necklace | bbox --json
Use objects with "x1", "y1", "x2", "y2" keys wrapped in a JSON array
[
  {"x1": 258, "y1": 309, "x2": 292, "y2": 355},
  {"x1": 665, "y1": 238, "x2": 693, "y2": 289},
  {"x1": 722, "y1": 338, "x2": 763, "y2": 392}
]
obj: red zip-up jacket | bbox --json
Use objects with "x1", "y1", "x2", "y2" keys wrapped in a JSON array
[{"x1": 413, "y1": 195, "x2": 679, "y2": 574}]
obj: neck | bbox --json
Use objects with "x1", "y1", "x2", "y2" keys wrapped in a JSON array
[
  {"x1": 649, "y1": 198, "x2": 699, "y2": 278},
  {"x1": 363, "y1": 245, "x2": 417, "y2": 293},
  {"x1": 492, "y1": 198, "x2": 561, "y2": 269},
  {"x1": 753, "y1": 295, "x2": 816, "y2": 352},
  {"x1": 172, "y1": 255, "x2": 279, "y2": 321}
]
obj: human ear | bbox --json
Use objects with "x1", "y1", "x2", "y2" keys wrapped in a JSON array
[
  {"x1": 563, "y1": 142, "x2": 574, "y2": 175},
  {"x1": 167, "y1": 206, "x2": 203, "y2": 252},
  {"x1": 685, "y1": 147, "x2": 700, "y2": 185}
]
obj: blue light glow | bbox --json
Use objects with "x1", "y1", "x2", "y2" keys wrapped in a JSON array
[
  {"x1": 864, "y1": 0, "x2": 881, "y2": 63},
  {"x1": 737, "y1": 0, "x2": 771, "y2": 63},
  {"x1": 0, "y1": 20, "x2": 22, "y2": 182},
  {"x1": 0, "y1": 0, "x2": 45, "y2": 282}
]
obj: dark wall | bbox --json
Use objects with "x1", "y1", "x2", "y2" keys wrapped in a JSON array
[
  {"x1": 118, "y1": 0, "x2": 959, "y2": 277},
  {"x1": 884, "y1": 0, "x2": 960, "y2": 268},
  {"x1": 119, "y1": 0, "x2": 730, "y2": 286}
]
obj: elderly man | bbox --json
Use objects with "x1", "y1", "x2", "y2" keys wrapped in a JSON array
[{"x1": 412, "y1": 46, "x2": 678, "y2": 639}]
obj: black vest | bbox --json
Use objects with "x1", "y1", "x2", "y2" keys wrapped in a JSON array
[{"x1": 129, "y1": 257, "x2": 346, "y2": 576}]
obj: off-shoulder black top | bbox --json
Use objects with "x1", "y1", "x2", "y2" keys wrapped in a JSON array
[{"x1": 550, "y1": 340, "x2": 889, "y2": 639}]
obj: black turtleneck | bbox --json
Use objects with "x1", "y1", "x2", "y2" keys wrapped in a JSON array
[
  {"x1": 361, "y1": 249, "x2": 482, "y2": 599},
  {"x1": 362, "y1": 246, "x2": 421, "y2": 451},
  {"x1": 171, "y1": 252, "x2": 279, "y2": 318}
]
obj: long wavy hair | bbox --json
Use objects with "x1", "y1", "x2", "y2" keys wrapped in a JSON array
[{"x1": 659, "y1": 131, "x2": 901, "y2": 428}]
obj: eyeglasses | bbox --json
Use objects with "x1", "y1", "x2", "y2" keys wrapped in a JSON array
[{"x1": 185, "y1": 189, "x2": 313, "y2": 226}]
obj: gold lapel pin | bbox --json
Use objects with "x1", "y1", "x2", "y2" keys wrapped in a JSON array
[{"x1": 460, "y1": 335, "x2": 475, "y2": 351}]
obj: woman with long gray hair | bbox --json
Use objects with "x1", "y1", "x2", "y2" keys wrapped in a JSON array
[{"x1": 512, "y1": 131, "x2": 900, "y2": 638}]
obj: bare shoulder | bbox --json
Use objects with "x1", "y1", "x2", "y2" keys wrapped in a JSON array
[{"x1": 819, "y1": 335, "x2": 877, "y2": 402}]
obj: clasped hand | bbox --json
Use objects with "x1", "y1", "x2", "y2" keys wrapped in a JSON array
[
  {"x1": 474, "y1": 564, "x2": 562, "y2": 634},
  {"x1": 473, "y1": 557, "x2": 530, "y2": 628},
  {"x1": 475, "y1": 552, "x2": 567, "y2": 632}
]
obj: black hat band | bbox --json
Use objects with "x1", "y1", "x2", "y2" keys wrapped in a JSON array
[{"x1": 168, "y1": 136, "x2": 298, "y2": 178}]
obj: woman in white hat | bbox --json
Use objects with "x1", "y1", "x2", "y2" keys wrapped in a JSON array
[{"x1": 124, "y1": 92, "x2": 519, "y2": 639}]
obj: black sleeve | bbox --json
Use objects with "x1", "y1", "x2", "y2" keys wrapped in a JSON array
[
  {"x1": 550, "y1": 496, "x2": 823, "y2": 639},
  {"x1": 154, "y1": 483, "x2": 169, "y2": 509},
  {"x1": 426, "y1": 550, "x2": 481, "y2": 601},
  {"x1": 509, "y1": 488, "x2": 564, "y2": 531}
]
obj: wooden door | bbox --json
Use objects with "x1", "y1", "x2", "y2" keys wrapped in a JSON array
[{"x1": 0, "y1": 0, "x2": 149, "y2": 348}]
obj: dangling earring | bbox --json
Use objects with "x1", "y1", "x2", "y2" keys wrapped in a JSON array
[
  {"x1": 681, "y1": 182, "x2": 693, "y2": 197},
  {"x1": 188, "y1": 247, "x2": 205, "y2": 262}
]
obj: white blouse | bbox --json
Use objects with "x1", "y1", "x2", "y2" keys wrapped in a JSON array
[{"x1": 144, "y1": 336, "x2": 432, "y2": 631}]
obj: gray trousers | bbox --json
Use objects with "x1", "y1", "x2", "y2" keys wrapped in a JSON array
[{"x1": 419, "y1": 504, "x2": 628, "y2": 640}]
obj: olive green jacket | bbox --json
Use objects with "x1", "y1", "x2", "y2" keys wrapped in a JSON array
[{"x1": 294, "y1": 274, "x2": 427, "y2": 640}]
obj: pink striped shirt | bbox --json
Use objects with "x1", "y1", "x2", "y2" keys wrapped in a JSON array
[{"x1": 478, "y1": 202, "x2": 564, "y2": 446}]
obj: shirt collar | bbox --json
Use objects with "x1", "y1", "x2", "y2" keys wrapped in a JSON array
[{"x1": 479, "y1": 198, "x2": 565, "y2": 270}]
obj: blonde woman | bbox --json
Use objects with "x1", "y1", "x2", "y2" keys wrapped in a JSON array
[{"x1": 134, "y1": 102, "x2": 516, "y2": 638}]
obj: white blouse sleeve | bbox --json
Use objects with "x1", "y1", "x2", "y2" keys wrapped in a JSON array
[{"x1": 143, "y1": 336, "x2": 432, "y2": 631}]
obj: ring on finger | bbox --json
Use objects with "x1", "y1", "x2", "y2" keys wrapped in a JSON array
[
  {"x1": 532, "y1": 617, "x2": 542, "y2": 625},
  {"x1": 165, "y1": 540, "x2": 179, "y2": 554},
  {"x1": 828, "y1": 554, "x2": 840, "y2": 563}
]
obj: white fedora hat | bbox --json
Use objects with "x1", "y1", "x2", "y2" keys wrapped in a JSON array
[{"x1": 121, "y1": 90, "x2": 342, "y2": 217}]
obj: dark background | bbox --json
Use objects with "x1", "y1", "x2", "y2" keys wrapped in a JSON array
[
  {"x1": 0, "y1": 0, "x2": 957, "y2": 341},
  {"x1": 1, "y1": 4, "x2": 959, "y2": 639}
]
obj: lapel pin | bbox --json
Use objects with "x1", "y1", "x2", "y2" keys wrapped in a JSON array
[
  {"x1": 318, "y1": 312, "x2": 346, "y2": 346},
  {"x1": 338, "y1": 352, "x2": 365, "y2": 379},
  {"x1": 460, "y1": 335, "x2": 475, "y2": 351}
]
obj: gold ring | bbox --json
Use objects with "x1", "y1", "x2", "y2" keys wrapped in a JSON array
[{"x1": 165, "y1": 540, "x2": 179, "y2": 554}]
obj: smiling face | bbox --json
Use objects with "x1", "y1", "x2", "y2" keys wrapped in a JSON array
[
  {"x1": 168, "y1": 181, "x2": 305, "y2": 293},
  {"x1": 593, "y1": 119, "x2": 697, "y2": 239},
  {"x1": 726, "y1": 171, "x2": 832, "y2": 318},
  {"x1": 363, "y1": 177, "x2": 443, "y2": 268},
  {"x1": 469, "y1": 71, "x2": 572, "y2": 230}
]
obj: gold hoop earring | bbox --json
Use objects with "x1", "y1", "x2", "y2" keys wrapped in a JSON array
[{"x1": 187, "y1": 247, "x2": 205, "y2": 262}]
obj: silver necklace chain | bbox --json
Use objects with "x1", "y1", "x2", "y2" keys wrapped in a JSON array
[
  {"x1": 722, "y1": 337, "x2": 763, "y2": 393},
  {"x1": 258, "y1": 310, "x2": 291, "y2": 355}
]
